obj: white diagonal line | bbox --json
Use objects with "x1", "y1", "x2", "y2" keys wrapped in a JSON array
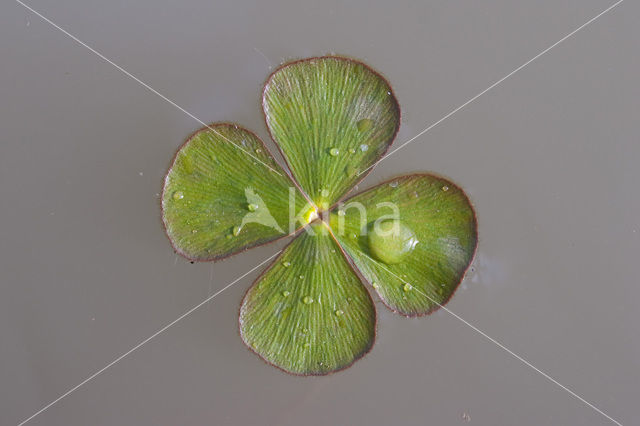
[
  {"x1": 373, "y1": 261, "x2": 623, "y2": 426},
  {"x1": 15, "y1": 0, "x2": 283, "y2": 176},
  {"x1": 357, "y1": 0, "x2": 625, "y2": 177},
  {"x1": 16, "y1": 250, "x2": 282, "y2": 426}
]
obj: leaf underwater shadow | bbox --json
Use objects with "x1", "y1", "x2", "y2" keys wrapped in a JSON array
[{"x1": 162, "y1": 56, "x2": 478, "y2": 375}]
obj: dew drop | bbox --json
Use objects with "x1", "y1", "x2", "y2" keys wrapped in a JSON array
[
  {"x1": 356, "y1": 118, "x2": 374, "y2": 132},
  {"x1": 337, "y1": 210, "x2": 345, "y2": 217},
  {"x1": 329, "y1": 147, "x2": 340, "y2": 156},
  {"x1": 335, "y1": 309, "x2": 344, "y2": 316},
  {"x1": 282, "y1": 261, "x2": 291, "y2": 267},
  {"x1": 282, "y1": 290, "x2": 291, "y2": 297},
  {"x1": 389, "y1": 181, "x2": 398, "y2": 188},
  {"x1": 255, "y1": 148, "x2": 262, "y2": 154},
  {"x1": 403, "y1": 283, "x2": 413, "y2": 292},
  {"x1": 345, "y1": 164, "x2": 357, "y2": 177},
  {"x1": 368, "y1": 219, "x2": 418, "y2": 264},
  {"x1": 172, "y1": 191, "x2": 184, "y2": 200},
  {"x1": 279, "y1": 307, "x2": 292, "y2": 320},
  {"x1": 348, "y1": 148, "x2": 356, "y2": 154},
  {"x1": 442, "y1": 185, "x2": 449, "y2": 192},
  {"x1": 232, "y1": 225, "x2": 241, "y2": 236},
  {"x1": 359, "y1": 144, "x2": 369, "y2": 152},
  {"x1": 299, "y1": 275, "x2": 304, "y2": 279},
  {"x1": 302, "y1": 296, "x2": 313, "y2": 304},
  {"x1": 372, "y1": 282, "x2": 379, "y2": 289},
  {"x1": 320, "y1": 188, "x2": 330, "y2": 197},
  {"x1": 247, "y1": 203, "x2": 259, "y2": 212},
  {"x1": 191, "y1": 229, "x2": 198, "y2": 234}
]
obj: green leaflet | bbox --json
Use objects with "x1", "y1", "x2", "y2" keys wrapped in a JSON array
[
  {"x1": 239, "y1": 228, "x2": 376, "y2": 375},
  {"x1": 161, "y1": 123, "x2": 309, "y2": 260},
  {"x1": 330, "y1": 175, "x2": 477, "y2": 316},
  {"x1": 263, "y1": 57, "x2": 400, "y2": 208}
]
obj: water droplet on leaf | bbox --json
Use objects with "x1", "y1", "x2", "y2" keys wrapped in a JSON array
[
  {"x1": 345, "y1": 164, "x2": 357, "y2": 177},
  {"x1": 359, "y1": 144, "x2": 369, "y2": 152},
  {"x1": 282, "y1": 261, "x2": 291, "y2": 267},
  {"x1": 302, "y1": 296, "x2": 313, "y2": 304},
  {"x1": 247, "y1": 203, "x2": 259, "y2": 211},
  {"x1": 329, "y1": 147, "x2": 340, "y2": 156},
  {"x1": 335, "y1": 309, "x2": 344, "y2": 316},
  {"x1": 403, "y1": 283, "x2": 413, "y2": 292},
  {"x1": 368, "y1": 219, "x2": 418, "y2": 264},
  {"x1": 356, "y1": 118, "x2": 374, "y2": 132},
  {"x1": 282, "y1": 290, "x2": 291, "y2": 297},
  {"x1": 172, "y1": 191, "x2": 184, "y2": 200},
  {"x1": 232, "y1": 226, "x2": 241, "y2": 236}
]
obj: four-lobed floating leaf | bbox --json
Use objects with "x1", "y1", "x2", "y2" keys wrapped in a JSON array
[{"x1": 162, "y1": 56, "x2": 477, "y2": 375}]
